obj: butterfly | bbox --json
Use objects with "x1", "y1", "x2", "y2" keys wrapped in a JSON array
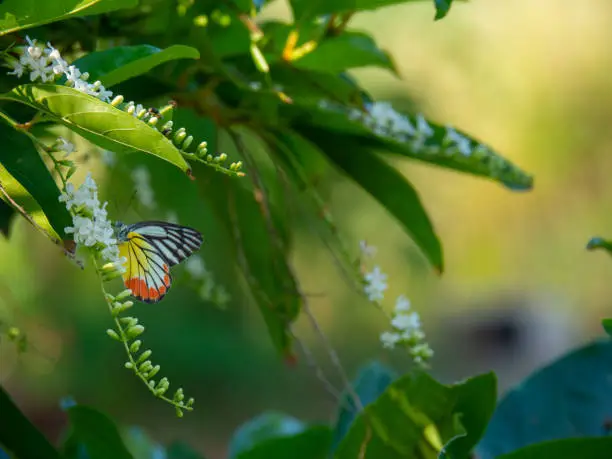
[{"x1": 114, "y1": 221, "x2": 203, "y2": 303}]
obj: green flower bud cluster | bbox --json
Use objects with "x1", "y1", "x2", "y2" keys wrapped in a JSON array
[{"x1": 103, "y1": 288, "x2": 195, "y2": 416}]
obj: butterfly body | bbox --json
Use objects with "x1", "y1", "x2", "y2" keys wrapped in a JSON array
[{"x1": 115, "y1": 221, "x2": 203, "y2": 303}]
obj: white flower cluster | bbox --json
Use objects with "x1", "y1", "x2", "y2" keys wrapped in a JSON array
[
  {"x1": 6, "y1": 36, "x2": 113, "y2": 102},
  {"x1": 184, "y1": 256, "x2": 230, "y2": 307},
  {"x1": 359, "y1": 241, "x2": 433, "y2": 365},
  {"x1": 59, "y1": 172, "x2": 126, "y2": 271},
  {"x1": 131, "y1": 166, "x2": 157, "y2": 210},
  {"x1": 318, "y1": 99, "x2": 493, "y2": 162},
  {"x1": 380, "y1": 295, "x2": 433, "y2": 364}
]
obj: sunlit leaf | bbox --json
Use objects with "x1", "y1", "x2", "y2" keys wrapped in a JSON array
[
  {"x1": 0, "y1": 121, "x2": 70, "y2": 238},
  {"x1": 0, "y1": 85, "x2": 190, "y2": 172},
  {"x1": 0, "y1": 0, "x2": 137, "y2": 36},
  {"x1": 335, "y1": 372, "x2": 495, "y2": 459},
  {"x1": 477, "y1": 340, "x2": 612, "y2": 459},
  {"x1": 72, "y1": 45, "x2": 200, "y2": 88},
  {"x1": 294, "y1": 103, "x2": 533, "y2": 190}
]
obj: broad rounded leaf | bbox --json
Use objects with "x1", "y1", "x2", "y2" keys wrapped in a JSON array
[
  {"x1": 497, "y1": 438, "x2": 612, "y2": 459},
  {"x1": 310, "y1": 134, "x2": 443, "y2": 272},
  {"x1": 476, "y1": 340, "x2": 612, "y2": 459},
  {"x1": 335, "y1": 372, "x2": 495, "y2": 459},
  {"x1": 0, "y1": 0, "x2": 137, "y2": 35},
  {"x1": 292, "y1": 32, "x2": 397, "y2": 74},
  {"x1": 72, "y1": 45, "x2": 200, "y2": 88},
  {"x1": 0, "y1": 85, "x2": 190, "y2": 172},
  {"x1": 0, "y1": 121, "x2": 71, "y2": 238}
]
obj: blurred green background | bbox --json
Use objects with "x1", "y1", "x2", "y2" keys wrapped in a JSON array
[{"x1": 2, "y1": 1, "x2": 612, "y2": 457}]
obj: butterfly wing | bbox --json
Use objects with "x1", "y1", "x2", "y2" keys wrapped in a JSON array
[
  {"x1": 127, "y1": 221, "x2": 203, "y2": 267},
  {"x1": 118, "y1": 221, "x2": 203, "y2": 303}
]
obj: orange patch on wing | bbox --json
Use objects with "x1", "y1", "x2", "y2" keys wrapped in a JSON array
[
  {"x1": 126, "y1": 277, "x2": 149, "y2": 300},
  {"x1": 148, "y1": 287, "x2": 160, "y2": 300},
  {"x1": 163, "y1": 274, "x2": 170, "y2": 285},
  {"x1": 159, "y1": 285, "x2": 167, "y2": 295}
]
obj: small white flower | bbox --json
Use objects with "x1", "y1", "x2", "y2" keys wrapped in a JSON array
[
  {"x1": 380, "y1": 331, "x2": 401, "y2": 349},
  {"x1": 411, "y1": 343, "x2": 434, "y2": 363},
  {"x1": 359, "y1": 240, "x2": 377, "y2": 258},
  {"x1": 445, "y1": 126, "x2": 472, "y2": 156},
  {"x1": 415, "y1": 114, "x2": 434, "y2": 137},
  {"x1": 391, "y1": 311, "x2": 421, "y2": 331},
  {"x1": 249, "y1": 81, "x2": 262, "y2": 91},
  {"x1": 394, "y1": 295, "x2": 411, "y2": 313},
  {"x1": 364, "y1": 265, "x2": 387, "y2": 302},
  {"x1": 56, "y1": 137, "x2": 75, "y2": 156}
]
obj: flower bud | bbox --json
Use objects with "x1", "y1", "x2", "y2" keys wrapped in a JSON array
[
  {"x1": 106, "y1": 329, "x2": 121, "y2": 341},
  {"x1": 182, "y1": 135, "x2": 193, "y2": 150},
  {"x1": 111, "y1": 95, "x2": 124, "y2": 107},
  {"x1": 126, "y1": 324, "x2": 145, "y2": 339},
  {"x1": 148, "y1": 365, "x2": 161, "y2": 378},
  {"x1": 129, "y1": 340, "x2": 142, "y2": 353},
  {"x1": 137, "y1": 108, "x2": 147, "y2": 119},
  {"x1": 137, "y1": 349, "x2": 152, "y2": 363}
]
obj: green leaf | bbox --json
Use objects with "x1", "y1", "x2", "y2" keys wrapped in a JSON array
[
  {"x1": 195, "y1": 131, "x2": 300, "y2": 356},
  {"x1": 0, "y1": 384, "x2": 62, "y2": 459},
  {"x1": 0, "y1": 0, "x2": 138, "y2": 35},
  {"x1": 166, "y1": 442, "x2": 208, "y2": 459},
  {"x1": 332, "y1": 362, "x2": 397, "y2": 452},
  {"x1": 312, "y1": 134, "x2": 443, "y2": 272},
  {"x1": 228, "y1": 412, "x2": 332, "y2": 459},
  {"x1": 291, "y1": 32, "x2": 396, "y2": 74},
  {"x1": 586, "y1": 236, "x2": 612, "y2": 256},
  {"x1": 0, "y1": 196, "x2": 15, "y2": 236},
  {"x1": 289, "y1": 0, "x2": 425, "y2": 21},
  {"x1": 602, "y1": 318, "x2": 612, "y2": 337},
  {"x1": 439, "y1": 372, "x2": 497, "y2": 459},
  {"x1": 335, "y1": 372, "x2": 494, "y2": 459},
  {"x1": 497, "y1": 438, "x2": 612, "y2": 459},
  {"x1": 64, "y1": 406, "x2": 133, "y2": 459},
  {"x1": 72, "y1": 45, "x2": 200, "y2": 88},
  {"x1": 476, "y1": 339, "x2": 612, "y2": 459},
  {"x1": 294, "y1": 104, "x2": 533, "y2": 191},
  {"x1": 434, "y1": 0, "x2": 454, "y2": 20},
  {"x1": 0, "y1": 121, "x2": 71, "y2": 238},
  {"x1": 0, "y1": 85, "x2": 190, "y2": 173}
]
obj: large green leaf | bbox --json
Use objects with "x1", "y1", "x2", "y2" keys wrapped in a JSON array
[
  {"x1": 292, "y1": 32, "x2": 396, "y2": 74},
  {"x1": 0, "y1": 85, "x2": 190, "y2": 172},
  {"x1": 294, "y1": 104, "x2": 533, "y2": 191},
  {"x1": 0, "y1": 121, "x2": 71, "y2": 238},
  {"x1": 72, "y1": 45, "x2": 200, "y2": 88},
  {"x1": 0, "y1": 384, "x2": 61, "y2": 459},
  {"x1": 335, "y1": 372, "x2": 495, "y2": 459},
  {"x1": 476, "y1": 340, "x2": 612, "y2": 459},
  {"x1": 0, "y1": 0, "x2": 137, "y2": 35},
  {"x1": 228, "y1": 412, "x2": 331, "y2": 459},
  {"x1": 63, "y1": 406, "x2": 133, "y2": 459},
  {"x1": 497, "y1": 438, "x2": 612, "y2": 459},
  {"x1": 332, "y1": 362, "x2": 397, "y2": 452},
  {"x1": 312, "y1": 135, "x2": 443, "y2": 272}
]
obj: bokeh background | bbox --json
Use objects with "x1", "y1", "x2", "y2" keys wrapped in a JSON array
[{"x1": 2, "y1": 0, "x2": 612, "y2": 457}]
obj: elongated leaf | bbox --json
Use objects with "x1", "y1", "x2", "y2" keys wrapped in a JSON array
[
  {"x1": 294, "y1": 103, "x2": 533, "y2": 190},
  {"x1": 0, "y1": 121, "x2": 70, "y2": 238},
  {"x1": 292, "y1": 32, "x2": 396, "y2": 74},
  {"x1": 311, "y1": 134, "x2": 443, "y2": 272},
  {"x1": 72, "y1": 45, "x2": 200, "y2": 88},
  {"x1": 498, "y1": 438, "x2": 612, "y2": 459},
  {"x1": 434, "y1": 0, "x2": 454, "y2": 20},
  {"x1": 477, "y1": 340, "x2": 612, "y2": 459},
  {"x1": 0, "y1": 385, "x2": 61, "y2": 459},
  {"x1": 0, "y1": 85, "x2": 190, "y2": 172},
  {"x1": 586, "y1": 236, "x2": 612, "y2": 256},
  {"x1": 0, "y1": 0, "x2": 137, "y2": 35},
  {"x1": 335, "y1": 372, "x2": 495, "y2": 459},
  {"x1": 64, "y1": 406, "x2": 133, "y2": 459}
]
